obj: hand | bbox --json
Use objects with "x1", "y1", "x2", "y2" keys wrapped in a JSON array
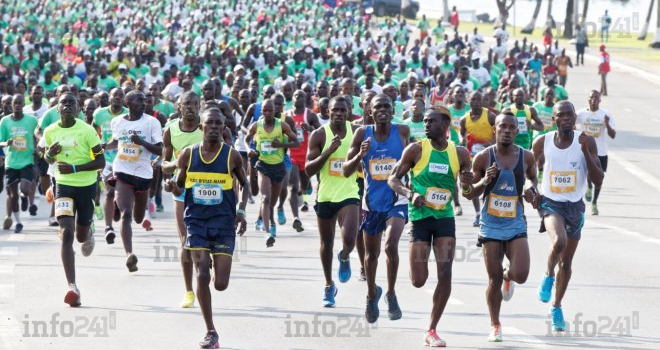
[
  {"x1": 271, "y1": 139, "x2": 282, "y2": 148},
  {"x1": 301, "y1": 122, "x2": 312, "y2": 132},
  {"x1": 327, "y1": 134, "x2": 342, "y2": 153},
  {"x1": 130, "y1": 134, "x2": 143, "y2": 145},
  {"x1": 411, "y1": 193, "x2": 425, "y2": 208},
  {"x1": 56, "y1": 162, "x2": 74, "y2": 174},
  {"x1": 47, "y1": 142, "x2": 62, "y2": 158},
  {"x1": 235, "y1": 215, "x2": 247, "y2": 236},
  {"x1": 358, "y1": 137, "x2": 371, "y2": 158},
  {"x1": 524, "y1": 187, "x2": 540, "y2": 209},
  {"x1": 578, "y1": 131, "x2": 589, "y2": 153},
  {"x1": 604, "y1": 115, "x2": 610, "y2": 126},
  {"x1": 163, "y1": 178, "x2": 175, "y2": 193},
  {"x1": 6, "y1": 139, "x2": 13, "y2": 147},
  {"x1": 248, "y1": 149, "x2": 257, "y2": 158},
  {"x1": 484, "y1": 162, "x2": 498, "y2": 184},
  {"x1": 459, "y1": 170, "x2": 474, "y2": 188}
]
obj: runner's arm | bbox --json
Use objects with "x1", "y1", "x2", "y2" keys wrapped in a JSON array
[
  {"x1": 161, "y1": 128, "x2": 176, "y2": 175},
  {"x1": 230, "y1": 149, "x2": 249, "y2": 212},
  {"x1": 342, "y1": 126, "x2": 366, "y2": 177},
  {"x1": 531, "y1": 135, "x2": 545, "y2": 170},
  {"x1": 304, "y1": 128, "x2": 329, "y2": 176},
  {"x1": 462, "y1": 148, "x2": 487, "y2": 200},
  {"x1": 459, "y1": 116, "x2": 467, "y2": 147},
  {"x1": 581, "y1": 133, "x2": 604, "y2": 187},
  {"x1": 242, "y1": 104, "x2": 255, "y2": 129},
  {"x1": 529, "y1": 108, "x2": 544, "y2": 131},
  {"x1": 170, "y1": 147, "x2": 191, "y2": 197},
  {"x1": 605, "y1": 115, "x2": 616, "y2": 139},
  {"x1": 388, "y1": 142, "x2": 421, "y2": 200},
  {"x1": 523, "y1": 150, "x2": 541, "y2": 208},
  {"x1": 275, "y1": 122, "x2": 300, "y2": 149}
]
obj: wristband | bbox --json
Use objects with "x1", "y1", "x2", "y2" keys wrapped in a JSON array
[
  {"x1": 462, "y1": 186, "x2": 472, "y2": 195},
  {"x1": 46, "y1": 153, "x2": 55, "y2": 160},
  {"x1": 236, "y1": 209, "x2": 246, "y2": 217},
  {"x1": 73, "y1": 165, "x2": 77, "y2": 173}
]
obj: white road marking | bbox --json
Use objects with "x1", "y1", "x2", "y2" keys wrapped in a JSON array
[
  {"x1": 0, "y1": 247, "x2": 18, "y2": 256},
  {"x1": 610, "y1": 152, "x2": 660, "y2": 193},
  {"x1": 424, "y1": 289, "x2": 464, "y2": 305},
  {"x1": 503, "y1": 326, "x2": 550, "y2": 347},
  {"x1": 7, "y1": 234, "x2": 25, "y2": 242},
  {"x1": 624, "y1": 108, "x2": 633, "y2": 112},
  {"x1": 587, "y1": 221, "x2": 660, "y2": 246},
  {"x1": 651, "y1": 118, "x2": 660, "y2": 123}
]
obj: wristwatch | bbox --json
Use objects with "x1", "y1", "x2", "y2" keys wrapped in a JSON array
[{"x1": 407, "y1": 191, "x2": 415, "y2": 201}]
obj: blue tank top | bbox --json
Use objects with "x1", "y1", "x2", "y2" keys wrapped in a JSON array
[
  {"x1": 251, "y1": 102, "x2": 262, "y2": 124},
  {"x1": 362, "y1": 124, "x2": 406, "y2": 212},
  {"x1": 480, "y1": 146, "x2": 527, "y2": 240},
  {"x1": 183, "y1": 144, "x2": 237, "y2": 227}
]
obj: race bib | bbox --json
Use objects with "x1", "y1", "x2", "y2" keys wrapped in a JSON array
[
  {"x1": 411, "y1": 129, "x2": 426, "y2": 140},
  {"x1": 118, "y1": 143, "x2": 141, "y2": 162},
  {"x1": 425, "y1": 187, "x2": 451, "y2": 210},
  {"x1": 517, "y1": 117, "x2": 528, "y2": 134},
  {"x1": 487, "y1": 194, "x2": 518, "y2": 218},
  {"x1": 550, "y1": 171, "x2": 577, "y2": 193},
  {"x1": 471, "y1": 143, "x2": 485, "y2": 156},
  {"x1": 542, "y1": 117, "x2": 553, "y2": 129},
  {"x1": 192, "y1": 184, "x2": 223, "y2": 205},
  {"x1": 369, "y1": 157, "x2": 396, "y2": 181},
  {"x1": 55, "y1": 197, "x2": 74, "y2": 217},
  {"x1": 295, "y1": 127, "x2": 304, "y2": 142},
  {"x1": 260, "y1": 141, "x2": 276, "y2": 155},
  {"x1": 452, "y1": 118, "x2": 461, "y2": 130},
  {"x1": 328, "y1": 158, "x2": 344, "y2": 177},
  {"x1": 12, "y1": 137, "x2": 27, "y2": 151},
  {"x1": 585, "y1": 123, "x2": 602, "y2": 138}
]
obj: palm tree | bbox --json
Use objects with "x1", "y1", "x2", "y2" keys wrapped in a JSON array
[
  {"x1": 581, "y1": 0, "x2": 589, "y2": 27},
  {"x1": 545, "y1": 0, "x2": 554, "y2": 29},
  {"x1": 521, "y1": 0, "x2": 543, "y2": 34},
  {"x1": 495, "y1": 0, "x2": 516, "y2": 30},
  {"x1": 563, "y1": 0, "x2": 574, "y2": 38},
  {"x1": 443, "y1": 0, "x2": 450, "y2": 25},
  {"x1": 639, "y1": 0, "x2": 655, "y2": 40},
  {"x1": 652, "y1": 0, "x2": 660, "y2": 47}
]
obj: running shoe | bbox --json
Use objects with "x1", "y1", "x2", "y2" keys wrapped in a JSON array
[
  {"x1": 81, "y1": 225, "x2": 95, "y2": 257},
  {"x1": 105, "y1": 227, "x2": 116, "y2": 245},
  {"x1": 266, "y1": 226, "x2": 276, "y2": 247},
  {"x1": 472, "y1": 215, "x2": 480, "y2": 227},
  {"x1": 14, "y1": 223, "x2": 23, "y2": 233},
  {"x1": 64, "y1": 283, "x2": 81, "y2": 307},
  {"x1": 199, "y1": 330, "x2": 219, "y2": 349},
  {"x1": 453, "y1": 205, "x2": 462, "y2": 216},
  {"x1": 292, "y1": 218, "x2": 304, "y2": 232},
  {"x1": 142, "y1": 218, "x2": 153, "y2": 231},
  {"x1": 248, "y1": 196, "x2": 254, "y2": 204},
  {"x1": 323, "y1": 283, "x2": 338, "y2": 307},
  {"x1": 385, "y1": 292, "x2": 402, "y2": 320},
  {"x1": 148, "y1": 200, "x2": 156, "y2": 218},
  {"x1": 337, "y1": 250, "x2": 351, "y2": 283},
  {"x1": 20, "y1": 195, "x2": 28, "y2": 211},
  {"x1": 29, "y1": 204, "x2": 38, "y2": 216},
  {"x1": 359, "y1": 267, "x2": 366, "y2": 281},
  {"x1": 277, "y1": 209, "x2": 286, "y2": 225},
  {"x1": 180, "y1": 291, "x2": 195, "y2": 308},
  {"x1": 502, "y1": 278, "x2": 515, "y2": 302},
  {"x1": 156, "y1": 204, "x2": 164, "y2": 212},
  {"x1": 538, "y1": 275, "x2": 555, "y2": 303},
  {"x1": 365, "y1": 285, "x2": 382, "y2": 323},
  {"x1": 126, "y1": 253, "x2": 139, "y2": 272},
  {"x1": 48, "y1": 217, "x2": 59, "y2": 227},
  {"x1": 550, "y1": 306, "x2": 566, "y2": 331},
  {"x1": 301, "y1": 202, "x2": 309, "y2": 212},
  {"x1": 95, "y1": 205, "x2": 104, "y2": 220},
  {"x1": 488, "y1": 325, "x2": 502, "y2": 342},
  {"x1": 424, "y1": 329, "x2": 446, "y2": 347},
  {"x1": 255, "y1": 218, "x2": 263, "y2": 231},
  {"x1": 585, "y1": 188, "x2": 592, "y2": 202},
  {"x1": 3, "y1": 216, "x2": 12, "y2": 230},
  {"x1": 306, "y1": 186, "x2": 313, "y2": 195},
  {"x1": 591, "y1": 203, "x2": 599, "y2": 216}
]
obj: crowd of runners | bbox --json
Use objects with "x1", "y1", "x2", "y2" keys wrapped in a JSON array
[{"x1": 0, "y1": 0, "x2": 618, "y2": 348}]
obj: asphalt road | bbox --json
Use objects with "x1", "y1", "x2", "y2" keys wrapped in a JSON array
[{"x1": 1, "y1": 44, "x2": 660, "y2": 350}]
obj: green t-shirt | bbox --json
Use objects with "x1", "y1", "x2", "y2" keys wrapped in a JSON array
[
  {"x1": 448, "y1": 104, "x2": 470, "y2": 144},
  {"x1": 41, "y1": 81, "x2": 59, "y2": 93},
  {"x1": 43, "y1": 119, "x2": 101, "y2": 187},
  {"x1": 418, "y1": 19, "x2": 430, "y2": 32},
  {"x1": 404, "y1": 118, "x2": 426, "y2": 141},
  {"x1": 93, "y1": 106, "x2": 128, "y2": 162},
  {"x1": 0, "y1": 114, "x2": 39, "y2": 169},
  {"x1": 39, "y1": 106, "x2": 84, "y2": 130},
  {"x1": 259, "y1": 66, "x2": 280, "y2": 85},
  {"x1": 154, "y1": 100, "x2": 176, "y2": 117},
  {"x1": 68, "y1": 75, "x2": 83, "y2": 88},
  {"x1": 432, "y1": 25, "x2": 445, "y2": 39},
  {"x1": 98, "y1": 76, "x2": 119, "y2": 92},
  {"x1": 532, "y1": 102, "x2": 556, "y2": 138}
]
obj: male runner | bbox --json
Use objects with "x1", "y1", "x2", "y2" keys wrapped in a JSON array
[
  {"x1": 532, "y1": 101, "x2": 603, "y2": 331},
  {"x1": 343, "y1": 94, "x2": 410, "y2": 323},
  {"x1": 43, "y1": 92, "x2": 105, "y2": 306},
  {"x1": 388, "y1": 108, "x2": 471, "y2": 347},
  {"x1": 165, "y1": 108, "x2": 248, "y2": 349},
  {"x1": 508, "y1": 88, "x2": 544, "y2": 150},
  {"x1": 305, "y1": 95, "x2": 360, "y2": 307}
]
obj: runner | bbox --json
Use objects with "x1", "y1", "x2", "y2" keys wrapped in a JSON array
[
  {"x1": 576, "y1": 91, "x2": 616, "y2": 215},
  {"x1": 554, "y1": 50, "x2": 573, "y2": 87},
  {"x1": 0, "y1": 94, "x2": 38, "y2": 233},
  {"x1": 305, "y1": 95, "x2": 360, "y2": 307},
  {"x1": 403, "y1": 99, "x2": 426, "y2": 142},
  {"x1": 460, "y1": 91, "x2": 496, "y2": 227},
  {"x1": 162, "y1": 91, "x2": 203, "y2": 308},
  {"x1": 164, "y1": 108, "x2": 248, "y2": 349},
  {"x1": 507, "y1": 88, "x2": 543, "y2": 150},
  {"x1": 244, "y1": 98, "x2": 299, "y2": 247},
  {"x1": 82, "y1": 98, "x2": 104, "y2": 220},
  {"x1": 104, "y1": 90, "x2": 163, "y2": 272},
  {"x1": 93, "y1": 88, "x2": 128, "y2": 243},
  {"x1": 448, "y1": 85, "x2": 470, "y2": 216},
  {"x1": 388, "y1": 108, "x2": 471, "y2": 347},
  {"x1": 43, "y1": 92, "x2": 105, "y2": 306},
  {"x1": 531, "y1": 101, "x2": 604, "y2": 331},
  {"x1": 343, "y1": 93, "x2": 410, "y2": 323},
  {"x1": 463, "y1": 112, "x2": 539, "y2": 342}
]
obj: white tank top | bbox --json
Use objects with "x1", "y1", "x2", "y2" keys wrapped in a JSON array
[{"x1": 541, "y1": 131, "x2": 588, "y2": 202}]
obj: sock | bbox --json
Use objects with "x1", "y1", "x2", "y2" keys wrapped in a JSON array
[{"x1": 13, "y1": 211, "x2": 21, "y2": 224}]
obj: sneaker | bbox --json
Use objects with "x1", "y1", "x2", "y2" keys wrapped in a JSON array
[
  {"x1": 591, "y1": 203, "x2": 599, "y2": 216},
  {"x1": 359, "y1": 267, "x2": 366, "y2": 281},
  {"x1": 48, "y1": 217, "x2": 59, "y2": 227},
  {"x1": 248, "y1": 196, "x2": 255, "y2": 204},
  {"x1": 126, "y1": 253, "x2": 139, "y2": 272},
  {"x1": 365, "y1": 285, "x2": 382, "y2": 323},
  {"x1": 488, "y1": 325, "x2": 502, "y2": 342},
  {"x1": 550, "y1": 306, "x2": 566, "y2": 331},
  {"x1": 502, "y1": 279, "x2": 515, "y2": 302},
  {"x1": 266, "y1": 226, "x2": 276, "y2": 247},
  {"x1": 113, "y1": 201, "x2": 121, "y2": 222},
  {"x1": 323, "y1": 283, "x2": 338, "y2": 307},
  {"x1": 424, "y1": 329, "x2": 447, "y2": 347},
  {"x1": 385, "y1": 292, "x2": 402, "y2": 320},
  {"x1": 585, "y1": 188, "x2": 592, "y2": 202},
  {"x1": 20, "y1": 195, "x2": 28, "y2": 212},
  {"x1": 105, "y1": 227, "x2": 116, "y2": 244},
  {"x1": 337, "y1": 250, "x2": 351, "y2": 283},
  {"x1": 292, "y1": 218, "x2": 304, "y2": 232},
  {"x1": 453, "y1": 205, "x2": 462, "y2": 216},
  {"x1": 29, "y1": 204, "x2": 38, "y2": 216},
  {"x1": 180, "y1": 291, "x2": 195, "y2": 308},
  {"x1": 3, "y1": 216, "x2": 11, "y2": 230},
  {"x1": 156, "y1": 204, "x2": 164, "y2": 212},
  {"x1": 81, "y1": 226, "x2": 95, "y2": 257},
  {"x1": 148, "y1": 200, "x2": 156, "y2": 218},
  {"x1": 142, "y1": 218, "x2": 153, "y2": 231},
  {"x1": 255, "y1": 218, "x2": 263, "y2": 231},
  {"x1": 14, "y1": 223, "x2": 23, "y2": 234},
  {"x1": 277, "y1": 209, "x2": 286, "y2": 225},
  {"x1": 472, "y1": 215, "x2": 480, "y2": 227},
  {"x1": 306, "y1": 186, "x2": 313, "y2": 195},
  {"x1": 301, "y1": 202, "x2": 309, "y2": 212},
  {"x1": 64, "y1": 284, "x2": 81, "y2": 307},
  {"x1": 199, "y1": 330, "x2": 220, "y2": 349},
  {"x1": 95, "y1": 205, "x2": 104, "y2": 220},
  {"x1": 538, "y1": 275, "x2": 555, "y2": 303}
]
